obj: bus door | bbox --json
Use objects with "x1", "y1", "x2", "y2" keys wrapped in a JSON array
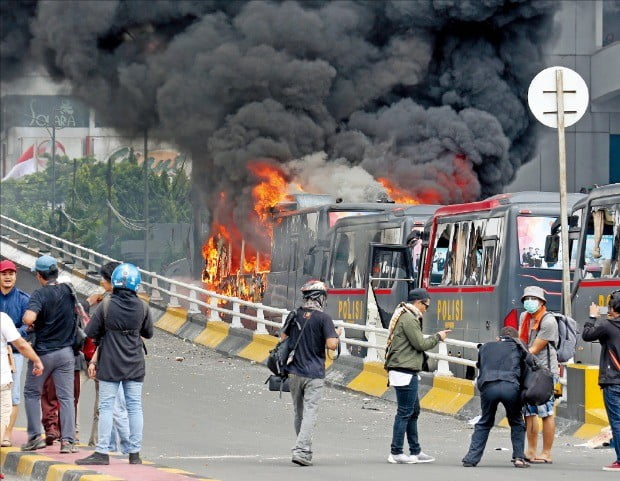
[
  {"x1": 368, "y1": 243, "x2": 414, "y2": 329},
  {"x1": 572, "y1": 200, "x2": 620, "y2": 364}
]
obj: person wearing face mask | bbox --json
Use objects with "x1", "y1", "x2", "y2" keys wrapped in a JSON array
[
  {"x1": 517, "y1": 286, "x2": 558, "y2": 464},
  {"x1": 582, "y1": 290, "x2": 620, "y2": 472}
]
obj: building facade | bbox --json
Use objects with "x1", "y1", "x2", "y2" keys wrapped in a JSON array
[{"x1": 506, "y1": 0, "x2": 620, "y2": 192}]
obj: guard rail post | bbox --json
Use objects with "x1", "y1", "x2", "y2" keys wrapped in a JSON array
[
  {"x1": 435, "y1": 342, "x2": 454, "y2": 377},
  {"x1": 338, "y1": 325, "x2": 350, "y2": 357},
  {"x1": 188, "y1": 288, "x2": 200, "y2": 315},
  {"x1": 209, "y1": 296, "x2": 222, "y2": 322},
  {"x1": 255, "y1": 306, "x2": 268, "y2": 334},
  {"x1": 230, "y1": 300, "x2": 242, "y2": 328},
  {"x1": 168, "y1": 283, "x2": 181, "y2": 308},
  {"x1": 150, "y1": 277, "x2": 163, "y2": 302}
]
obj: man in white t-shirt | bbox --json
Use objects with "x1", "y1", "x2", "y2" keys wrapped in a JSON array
[{"x1": 1, "y1": 312, "x2": 44, "y2": 446}]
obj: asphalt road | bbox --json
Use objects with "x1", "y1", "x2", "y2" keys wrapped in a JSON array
[{"x1": 9, "y1": 267, "x2": 617, "y2": 481}]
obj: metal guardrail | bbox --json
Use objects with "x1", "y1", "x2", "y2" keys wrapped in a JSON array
[{"x1": 0, "y1": 214, "x2": 478, "y2": 377}]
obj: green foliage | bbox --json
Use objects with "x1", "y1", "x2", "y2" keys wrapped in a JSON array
[{"x1": 0, "y1": 157, "x2": 191, "y2": 260}]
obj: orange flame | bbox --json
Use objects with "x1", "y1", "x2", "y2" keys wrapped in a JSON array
[
  {"x1": 377, "y1": 178, "x2": 420, "y2": 205},
  {"x1": 201, "y1": 161, "x2": 291, "y2": 301}
]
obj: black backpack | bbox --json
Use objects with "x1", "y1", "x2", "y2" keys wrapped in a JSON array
[{"x1": 514, "y1": 339, "x2": 554, "y2": 405}]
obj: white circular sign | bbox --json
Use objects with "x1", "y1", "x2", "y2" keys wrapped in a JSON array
[{"x1": 527, "y1": 66, "x2": 589, "y2": 128}]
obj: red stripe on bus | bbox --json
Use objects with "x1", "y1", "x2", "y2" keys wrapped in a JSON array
[
  {"x1": 328, "y1": 289, "x2": 365, "y2": 295},
  {"x1": 519, "y1": 274, "x2": 563, "y2": 283},
  {"x1": 374, "y1": 289, "x2": 392, "y2": 295},
  {"x1": 327, "y1": 288, "x2": 394, "y2": 296},
  {"x1": 579, "y1": 280, "x2": 620, "y2": 288},
  {"x1": 427, "y1": 286, "x2": 495, "y2": 293}
]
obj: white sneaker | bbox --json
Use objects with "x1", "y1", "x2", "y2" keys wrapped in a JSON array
[
  {"x1": 412, "y1": 452, "x2": 435, "y2": 463},
  {"x1": 388, "y1": 453, "x2": 416, "y2": 464}
]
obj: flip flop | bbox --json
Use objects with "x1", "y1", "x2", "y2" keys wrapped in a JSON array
[
  {"x1": 530, "y1": 458, "x2": 552, "y2": 464},
  {"x1": 1, "y1": 439, "x2": 11, "y2": 447},
  {"x1": 513, "y1": 458, "x2": 530, "y2": 468}
]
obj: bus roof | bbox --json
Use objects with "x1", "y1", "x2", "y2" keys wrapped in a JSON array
[
  {"x1": 332, "y1": 204, "x2": 441, "y2": 229},
  {"x1": 432, "y1": 191, "x2": 586, "y2": 218},
  {"x1": 271, "y1": 200, "x2": 408, "y2": 219},
  {"x1": 585, "y1": 183, "x2": 620, "y2": 203}
]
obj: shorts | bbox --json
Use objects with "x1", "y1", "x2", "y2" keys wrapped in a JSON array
[
  {"x1": 1, "y1": 383, "x2": 12, "y2": 430},
  {"x1": 523, "y1": 374, "x2": 558, "y2": 419},
  {"x1": 11, "y1": 352, "x2": 24, "y2": 405}
]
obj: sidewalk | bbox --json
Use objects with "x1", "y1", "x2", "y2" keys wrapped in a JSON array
[{"x1": 1, "y1": 429, "x2": 218, "y2": 481}]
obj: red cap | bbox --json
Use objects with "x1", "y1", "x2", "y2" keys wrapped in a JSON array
[{"x1": 0, "y1": 260, "x2": 17, "y2": 272}]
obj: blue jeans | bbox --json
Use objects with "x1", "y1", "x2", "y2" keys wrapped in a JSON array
[
  {"x1": 463, "y1": 381, "x2": 525, "y2": 465},
  {"x1": 390, "y1": 374, "x2": 421, "y2": 455},
  {"x1": 11, "y1": 353, "x2": 24, "y2": 405},
  {"x1": 603, "y1": 384, "x2": 620, "y2": 463},
  {"x1": 108, "y1": 387, "x2": 131, "y2": 454},
  {"x1": 96, "y1": 380, "x2": 143, "y2": 454},
  {"x1": 24, "y1": 347, "x2": 75, "y2": 442}
]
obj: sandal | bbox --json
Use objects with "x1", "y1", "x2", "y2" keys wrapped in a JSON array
[
  {"x1": 513, "y1": 458, "x2": 530, "y2": 468},
  {"x1": 0, "y1": 440, "x2": 11, "y2": 447}
]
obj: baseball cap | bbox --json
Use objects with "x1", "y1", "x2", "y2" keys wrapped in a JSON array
[
  {"x1": 0, "y1": 260, "x2": 17, "y2": 272},
  {"x1": 407, "y1": 288, "x2": 430, "y2": 303},
  {"x1": 32, "y1": 255, "x2": 58, "y2": 273}
]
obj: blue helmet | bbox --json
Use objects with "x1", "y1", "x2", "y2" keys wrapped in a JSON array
[{"x1": 111, "y1": 263, "x2": 141, "y2": 292}]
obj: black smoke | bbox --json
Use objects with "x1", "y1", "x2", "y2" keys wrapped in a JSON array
[{"x1": 1, "y1": 0, "x2": 557, "y2": 250}]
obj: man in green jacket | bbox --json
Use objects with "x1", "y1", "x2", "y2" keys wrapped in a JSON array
[{"x1": 385, "y1": 288, "x2": 450, "y2": 464}]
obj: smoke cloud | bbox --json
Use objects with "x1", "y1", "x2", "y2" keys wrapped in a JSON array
[{"x1": 1, "y1": 0, "x2": 557, "y2": 244}]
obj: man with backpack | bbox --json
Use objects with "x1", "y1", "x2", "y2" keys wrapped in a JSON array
[
  {"x1": 518, "y1": 285, "x2": 558, "y2": 464},
  {"x1": 280, "y1": 280, "x2": 340, "y2": 467},
  {"x1": 582, "y1": 291, "x2": 620, "y2": 472},
  {"x1": 76, "y1": 263, "x2": 153, "y2": 466},
  {"x1": 462, "y1": 327, "x2": 533, "y2": 468}
]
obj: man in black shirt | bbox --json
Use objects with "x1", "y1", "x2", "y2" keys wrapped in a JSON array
[
  {"x1": 281, "y1": 280, "x2": 340, "y2": 467},
  {"x1": 462, "y1": 327, "x2": 531, "y2": 468},
  {"x1": 21, "y1": 255, "x2": 78, "y2": 454}
]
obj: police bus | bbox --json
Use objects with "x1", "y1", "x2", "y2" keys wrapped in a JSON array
[
  {"x1": 417, "y1": 192, "x2": 585, "y2": 377},
  {"x1": 546, "y1": 184, "x2": 620, "y2": 364},
  {"x1": 263, "y1": 194, "x2": 407, "y2": 311},
  {"x1": 323, "y1": 205, "x2": 440, "y2": 355},
  {"x1": 263, "y1": 196, "x2": 439, "y2": 355}
]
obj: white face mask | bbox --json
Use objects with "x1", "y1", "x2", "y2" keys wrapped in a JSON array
[{"x1": 523, "y1": 299, "x2": 540, "y2": 314}]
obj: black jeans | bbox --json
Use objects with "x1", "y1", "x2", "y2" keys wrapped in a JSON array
[{"x1": 462, "y1": 380, "x2": 525, "y2": 465}]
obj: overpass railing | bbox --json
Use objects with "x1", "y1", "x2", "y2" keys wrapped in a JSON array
[{"x1": 0, "y1": 214, "x2": 477, "y2": 377}]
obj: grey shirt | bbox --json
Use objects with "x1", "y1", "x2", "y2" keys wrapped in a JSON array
[{"x1": 521, "y1": 311, "x2": 559, "y2": 375}]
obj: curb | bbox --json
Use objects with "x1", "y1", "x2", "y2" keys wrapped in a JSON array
[{"x1": 1, "y1": 444, "x2": 218, "y2": 481}]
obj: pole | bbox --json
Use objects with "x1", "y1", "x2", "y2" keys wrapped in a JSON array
[
  {"x1": 51, "y1": 123, "x2": 56, "y2": 219},
  {"x1": 556, "y1": 69, "x2": 572, "y2": 317},
  {"x1": 71, "y1": 158, "x2": 77, "y2": 242},
  {"x1": 107, "y1": 152, "x2": 112, "y2": 253},
  {"x1": 144, "y1": 129, "x2": 150, "y2": 271}
]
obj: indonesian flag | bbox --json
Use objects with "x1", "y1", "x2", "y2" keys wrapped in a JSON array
[{"x1": 2, "y1": 140, "x2": 66, "y2": 181}]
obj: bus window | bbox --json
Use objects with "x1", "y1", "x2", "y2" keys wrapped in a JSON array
[
  {"x1": 331, "y1": 232, "x2": 351, "y2": 288},
  {"x1": 481, "y1": 217, "x2": 504, "y2": 285},
  {"x1": 580, "y1": 206, "x2": 619, "y2": 279},
  {"x1": 431, "y1": 223, "x2": 451, "y2": 285},
  {"x1": 463, "y1": 221, "x2": 484, "y2": 285},
  {"x1": 371, "y1": 248, "x2": 408, "y2": 289},
  {"x1": 518, "y1": 216, "x2": 562, "y2": 269},
  {"x1": 381, "y1": 227, "x2": 402, "y2": 244}
]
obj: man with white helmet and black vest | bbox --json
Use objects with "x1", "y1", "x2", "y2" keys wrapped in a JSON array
[
  {"x1": 76, "y1": 263, "x2": 153, "y2": 466},
  {"x1": 280, "y1": 280, "x2": 341, "y2": 467}
]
